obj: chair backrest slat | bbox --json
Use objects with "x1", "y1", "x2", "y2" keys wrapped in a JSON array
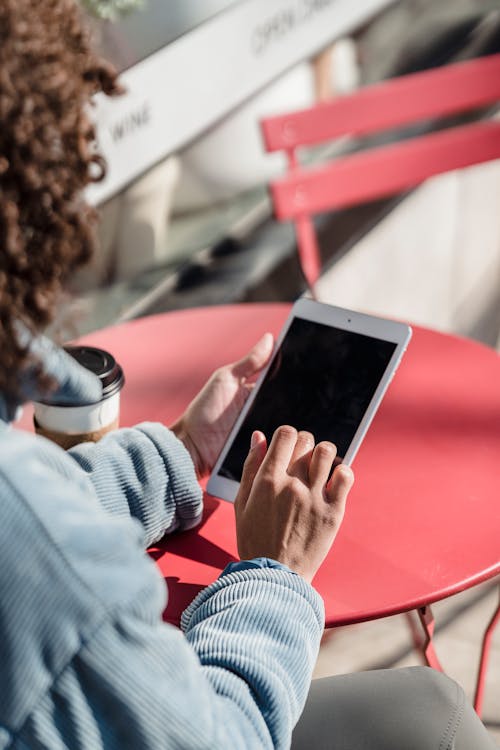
[
  {"x1": 262, "y1": 54, "x2": 500, "y2": 293},
  {"x1": 262, "y1": 54, "x2": 500, "y2": 152},
  {"x1": 270, "y1": 120, "x2": 500, "y2": 219}
]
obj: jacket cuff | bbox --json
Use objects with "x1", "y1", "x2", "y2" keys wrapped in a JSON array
[
  {"x1": 181, "y1": 565, "x2": 324, "y2": 633},
  {"x1": 220, "y1": 558, "x2": 297, "y2": 577},
  {"x1": 133, "y1": 423, "x2": 203, "y2": 533}
]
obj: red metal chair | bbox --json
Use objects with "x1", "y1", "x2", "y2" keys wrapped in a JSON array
[{"x1": 261, "y1": 53, "x2": 500, "y2": 296}]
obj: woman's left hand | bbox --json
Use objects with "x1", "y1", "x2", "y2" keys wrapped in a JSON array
[{"x1": 170, "y1": 333, "x2": 274, "y2": 478}]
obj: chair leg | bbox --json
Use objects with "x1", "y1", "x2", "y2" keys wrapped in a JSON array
[
  {"x1": 416, "y1": 605, "x2": 445, "y2": 672},
  {"x1": 295, "y1": 216, "x2": 321, "y2": 298},
  {"x1": 474, "y1": 584, "x2": 500, "y2": 717},
  {"x1": 404, "y1": 609, "x2": 424, "y2": 650}
]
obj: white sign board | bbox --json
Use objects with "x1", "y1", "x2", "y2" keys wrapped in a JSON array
[{"x1": 87, "y1": 0, "x2": 394, "y2": 204}]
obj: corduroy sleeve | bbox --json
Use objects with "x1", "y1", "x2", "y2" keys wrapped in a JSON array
[
  {"x1": 68, "y1": 422, "x2": 203, "y2": 546},
  {"x1": 181, "y1": 567, "x2": 324, "y2": 749},
  {"x1": 0, "y1": 430, "x2": 324, "y2": 750},
  {"x1": 17, "y1": 567, "x2": 323, "y2": 750}
]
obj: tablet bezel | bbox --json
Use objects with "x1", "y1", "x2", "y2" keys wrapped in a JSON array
[{"x1": 207, "y1": 299, "x2": 412, "y2": 502}]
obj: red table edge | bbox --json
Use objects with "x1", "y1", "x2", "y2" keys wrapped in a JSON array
[{"x1": 324, "y1": 568, "x2": 500, "y2": 628}]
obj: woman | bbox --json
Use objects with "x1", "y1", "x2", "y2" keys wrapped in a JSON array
[{"x1": 0, "y1": 1, "x2": 497, "y2": 748}]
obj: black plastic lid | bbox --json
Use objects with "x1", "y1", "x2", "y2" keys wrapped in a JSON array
[{"x1": 64, "y1": 346, "x2": 125, "y2": 400}]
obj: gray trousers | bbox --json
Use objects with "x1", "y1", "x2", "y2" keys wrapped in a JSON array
[{"x1": 292, "y1": 667, "x2": 498, "y2": 750}]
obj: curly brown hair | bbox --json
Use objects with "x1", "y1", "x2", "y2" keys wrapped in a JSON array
[{"x1": 0, "y1": 0, "x2": 120, "y2": 401}]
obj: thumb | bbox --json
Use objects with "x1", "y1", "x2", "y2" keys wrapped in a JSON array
[
  {"x1": 230, "y1": 333, "x2": 274, "y2": 381},
  {"x1": 235, "y1": 431, "x2": 267, "y2": 511}
]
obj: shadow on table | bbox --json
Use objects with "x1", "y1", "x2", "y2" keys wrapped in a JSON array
[
  {"x1": 162, "y1": 577, "x2": 206, "y2": 625},
  {"x1": 150, "y1": 495, "x2": 238, "y2": 624},
  {"x1": 149, "y1": 494, "x2": 237, "y2": 569}
]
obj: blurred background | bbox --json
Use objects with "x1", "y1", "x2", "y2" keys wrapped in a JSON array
[{"x1": 60, "y1": 0, "x2": 500, "y2": 354}]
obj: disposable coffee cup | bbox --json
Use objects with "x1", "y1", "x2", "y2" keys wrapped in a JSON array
[{"x1": 33, "y1": 346, "x2": 125, "y2": 450}]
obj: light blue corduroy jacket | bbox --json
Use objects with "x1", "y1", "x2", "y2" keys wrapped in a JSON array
[{"x1": 0, "y1": 340, "x2": 324, "y2": 749}]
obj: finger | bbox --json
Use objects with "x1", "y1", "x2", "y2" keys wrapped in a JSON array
[
  {"x1": 235, "y1": 430, "x2": 267, "y2": 512},
  {"x1": 288, "y1": 430, "x2": 315, "y2": 482},
  {"x1": 325, "y1": 465, "x2": 354, "y2": 517},
  {"x1": 309, "y1": 441, "x2": 338, "y2": 489},
  {"x1": 230, "y1": 333, "x2": 274, "y2": 380},
  {"x1": 261, "y1": 425, "x2": 297, "y2": 476}
]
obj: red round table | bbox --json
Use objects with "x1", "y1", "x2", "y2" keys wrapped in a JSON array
[{"x1": 19, "y1": 303, "x2": 500, "y2": 711}]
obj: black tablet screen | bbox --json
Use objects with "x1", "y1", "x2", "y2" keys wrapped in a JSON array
[{"x1": 219, "y1": 317, "x2": 397, "y2": 481}]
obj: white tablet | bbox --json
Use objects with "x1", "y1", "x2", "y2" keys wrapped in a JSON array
[{"x1": 207, "y1": 299, "x2": 412, "y2": 502}]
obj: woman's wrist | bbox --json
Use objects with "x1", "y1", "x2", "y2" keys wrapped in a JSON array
[{"x1": 169, "y1": 419, "x2": 203, "y2": 479}]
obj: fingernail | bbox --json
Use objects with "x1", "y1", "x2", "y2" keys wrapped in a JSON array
[{"x1": 250, "y1": 431, "x2": 259, "y2": 449}]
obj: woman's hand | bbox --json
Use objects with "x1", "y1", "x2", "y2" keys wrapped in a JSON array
[
  {"x1": 170, "y1": 334, "x2": 274, "y2": 478},
  {"x1": 234, "y1": 426, "x2": 354, "y2": 583}
]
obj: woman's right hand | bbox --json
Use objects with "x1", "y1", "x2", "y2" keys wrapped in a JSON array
[{"x1": 234, "y1": 426, "x2": 354, "y2": 583}]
